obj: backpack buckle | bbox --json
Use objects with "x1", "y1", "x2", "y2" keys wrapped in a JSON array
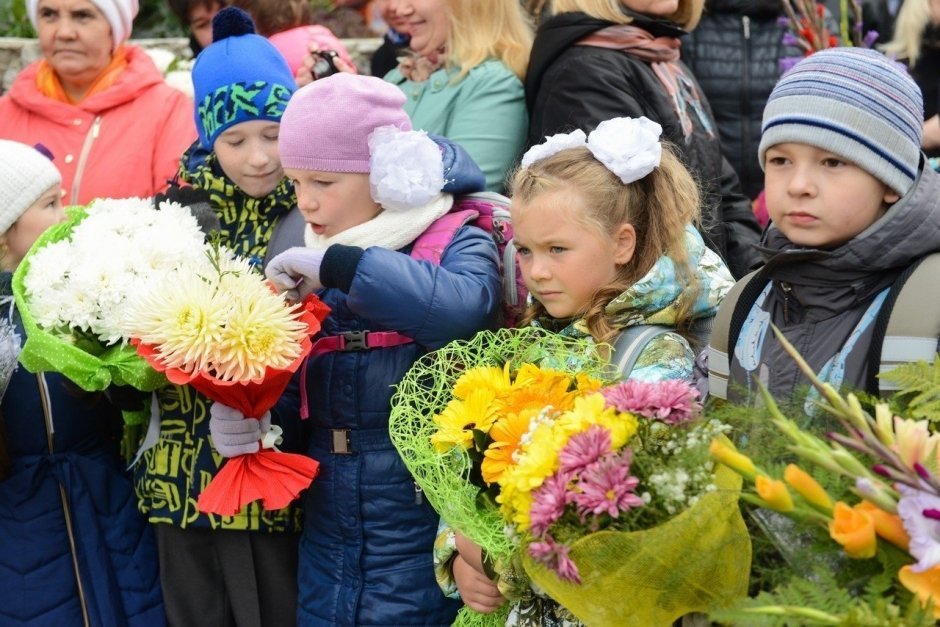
[
  {"x1": 340, "y1": 330, "x2": 367, "y2": 351},
  {"x1": 331, "y1": 429, "x2": 352, "y2": 455}
]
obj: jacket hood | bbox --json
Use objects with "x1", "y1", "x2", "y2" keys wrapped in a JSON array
[
  {"x1": 761, "y1": 162, "x2": 940, "y2": 276},
  {"x1": 605, "y1": 226, "x2": 734, "y2": 328},
  {"x1": 526, "y1": 10, "x2": 686, "y2": 111},
  {"x1": 705, "y1": 0, "x2": 782, "y2": 17},
  {"x1": 9, "y1": 45, "x2": 166, "y2": 115}
]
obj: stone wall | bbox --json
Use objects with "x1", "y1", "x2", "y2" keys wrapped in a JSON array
[{"x1": 0, "y1": 36, "x2": 383, "y2": 94}]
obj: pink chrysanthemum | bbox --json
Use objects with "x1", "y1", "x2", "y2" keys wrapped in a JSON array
[
  {"x1": 601, "y1": 379, "x2": 700, "y2": 425},
  {"x1": 573, "y1": 452, "x2": 644, "y2": 518},
  {"x1": 529, "y1": 471, "x2": 572, "y2": 537},
  {"x1": 527, "y1": 535, "x2": 581, "y2": 584},
  {"x1": 559, "y1": 424, "x2": 612, "y2": 473}
]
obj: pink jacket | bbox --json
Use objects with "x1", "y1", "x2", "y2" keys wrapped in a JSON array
[
  {"x1": 268, "y1": 26, "x2": 354, "y2": 78},
  {"x1": 0, "y1": 46, "x2": 196, "y2": 205}
]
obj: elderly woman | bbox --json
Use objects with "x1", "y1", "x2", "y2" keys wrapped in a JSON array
[
  {"x1": 0, "y1": 0, "x2": 196, "y2": 205},
  {"x1": 382, "y1": 0, "x2": 533, "y2": 192},
  {"x1": 525, "y1": 0, "x2": 762, "y2": 278}
]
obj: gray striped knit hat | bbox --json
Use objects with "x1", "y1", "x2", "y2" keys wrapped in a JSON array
[{"x1": 758, "y1": 47, "x2": 923, "y2": 196}]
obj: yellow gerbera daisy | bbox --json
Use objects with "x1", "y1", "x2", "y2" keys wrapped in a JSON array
[
  {"x1": 452, "y1": 363, "x2": 511, "y2": 400},
  {"x1": 430, "y1": 388, "x2": 498, "y2": 453},
  {"x1": 481, "y1": 409, "x2": 534, "y2": 485}
]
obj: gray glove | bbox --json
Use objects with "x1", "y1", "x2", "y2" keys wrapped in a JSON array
[
  {"x1": 209, "y1": 402, "x2": 272, "y2": 458},
  {"x1": 265, "y1": 247, "x2": 326, "y2": 301}
]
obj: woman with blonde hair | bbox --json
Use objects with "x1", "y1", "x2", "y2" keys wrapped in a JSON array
[
  {"x1": 382, "y1": 0, "x2": 534, "y2": 191},
  {"x1": 525, "y1": 0, "x2": 762, "y2": 279},
  {"x1": 881, "y1": 0, "x2": 940, "y2": 156}
]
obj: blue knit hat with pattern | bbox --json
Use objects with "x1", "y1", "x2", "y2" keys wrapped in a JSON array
[
  {"x1": 192, "y1": 7, "x2": 297, "y2": 149},
  {"x1": 758, "y1": 47, "x2": 923, "y2": 196}
]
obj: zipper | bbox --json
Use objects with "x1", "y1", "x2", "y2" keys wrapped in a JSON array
[
  {"x1": 70, "y1": 116, "x2": 102, "y2": 205},
  {"x1": 780, "y1": 282, "x2": 793, "y2": 323},
  {"x1": 37, "y1": 374, "x2": 91, "y2": 627},
  {"x1": 414, "y1": 481, "x2": 424, "y2": 505},
  {"x1": 741, "y1": 16, "x2": 752, "y2": 194},
  {"x1": 742, "y1": 15, "x2": 751, "y2": 40}
]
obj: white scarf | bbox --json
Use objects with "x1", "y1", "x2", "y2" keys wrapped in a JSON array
[{"x1": 304, "y1": 193, "x2": 454, "y2": 251}]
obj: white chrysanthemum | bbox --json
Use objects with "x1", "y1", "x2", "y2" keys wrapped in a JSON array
[
  {"x1": 368, "y1": 125, "x2": 445, "y2": 212},
  {"x1": 213, "y1": 274, "x2": 308, "y2": 381}
]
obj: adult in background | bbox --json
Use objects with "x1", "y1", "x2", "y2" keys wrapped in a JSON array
[
  {"x1": 0, "y1": 0, "x2": 195, "y2": 206},
  {"x1": 382, "y1": 0, "x2": 533, "y2": 192},
  {"x1": 526, "y1": 0, "x2": 762, "y2": 279}
]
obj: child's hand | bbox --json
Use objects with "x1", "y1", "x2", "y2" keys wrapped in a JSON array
[
  {"x1": 265, "y1": 247, "x2": 325, "y2": 301},
  {"x1": 454, "y1": 532, "x2": 486, "y2": 574},
  {"x1": 452, "y1": 555, "x2": 505, "y2": 613}
]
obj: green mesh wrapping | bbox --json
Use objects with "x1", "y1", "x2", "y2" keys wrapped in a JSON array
[
  {"x1": 11, "y1": 206, "x2": 167, "y2": 393},
  {"x1": 390, "y1": 328, "x2": 612, "y2": 625}
]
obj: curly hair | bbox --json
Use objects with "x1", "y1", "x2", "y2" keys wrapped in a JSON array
[{"x1": 512, "y1": 143, "x2": 702, "y2": 344}]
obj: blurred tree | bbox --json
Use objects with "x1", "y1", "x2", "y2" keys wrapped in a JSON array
[{"x1": 0, "y1": 0, "x2": 186, "y2": 37}]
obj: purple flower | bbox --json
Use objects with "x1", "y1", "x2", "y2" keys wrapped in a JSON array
[
  {"x1": 776, "y1": 15, "x2": 791, "y2": 28},
  {"x1": 528, "y1": 535, "x2": 581, "y2": 584},
  {"x1": 779, "y1": 56, "x2": 803, "y2": 74},
  {"x1": 782, "y1": 32, "x2": 799, "y2": 47},
  {"x1": 601, "y1": 379, "x2": 700, "y2": 425},
  {"x1": 862, "y1": 30, "x2": 879, "y2": 48},
  {"x1": 573, "y1": 453, "x2": 645, "y2": 518},
  {"x1": 529, "y1": 471, "x2": 572, "y2": 537},
  {"x1": 559, "y1": 425, "x2": 612, "y2": 473},
  {"x1": 897, "y1": 485, "x2": 940, "y2": 572}
]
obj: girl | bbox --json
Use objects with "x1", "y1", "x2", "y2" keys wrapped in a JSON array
[
  {"x1": 0, "y1": 139, "x2": 166, "y2": 625},
  {"x1": 210, "y1": 72, "x2": 502, "y2": 626},
  {"x1": 446, "y1": 117, "x2": 735, "y2": 620}
]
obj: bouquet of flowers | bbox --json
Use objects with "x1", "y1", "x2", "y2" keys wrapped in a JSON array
[
  {"x1": 779, "y1": 0, "x2": 879, "y2": 72},
  {"x1": 121, "y1": 244, "x2": 329, "y2": 516},
  {"x1": 12, "y1": 197, "x2": 208, "y2": 395},
  {"x1": 710, "y1": 327, "x2": 940, "y2": 625},
  {"x1": 390, "y1": 327, "x2": 751, "y2": 626}
]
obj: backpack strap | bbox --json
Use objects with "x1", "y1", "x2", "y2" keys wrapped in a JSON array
[
  {"x1": 707, "y1": 269, "x2": 765, "y2": 400},
  {"x1": 409, "y1": 208, "x2": 480, "y2": 264},
  {"x1": 866, "y1": 253, "x2": 940, "y2": 395},
  {"x1": 611, "y1": 325, "x2": 673, "y2": 378},
  {"x1": 262, "y1": 207, "x2": 306, "y2": 269}
]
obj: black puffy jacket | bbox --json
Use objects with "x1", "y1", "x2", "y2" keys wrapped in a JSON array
[
  {"x1": 682, "y1": 0, "x2": 793, "y2": 199},
  {"x1": 526, "y1": 9, "x2": 762, "y2": 279}
]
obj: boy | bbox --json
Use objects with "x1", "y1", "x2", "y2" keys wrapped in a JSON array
[
  {"x1": 708, "y1": 47, "x2": 940, "y2": 407},
  {"x1": 134, "y1": 9, "x2": 305, "y2": 626}
]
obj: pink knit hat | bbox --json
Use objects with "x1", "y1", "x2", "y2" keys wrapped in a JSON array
[{"x1": 279, "y1": 73, "x2": 412, "y2": 173}]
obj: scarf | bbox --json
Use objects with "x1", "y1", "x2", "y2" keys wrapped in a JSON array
[
  {"x1": 36, "y1": 46, "x2": 129, "y2": 104},
  {"x1": 304, "y1": 193, "x2": 454, "y2": 251},
  {"x1": 180, "y1": 150, "x2": 296, "y2": 267},
  {"x1": 396, "y1": 48, "x2": 447, "y2": 82},
  {"x1": 576, "y1": 25, "x2": 713, "y2": 140}
]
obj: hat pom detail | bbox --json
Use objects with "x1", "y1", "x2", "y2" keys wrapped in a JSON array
[{"x1": 212, "y1": 7, "x2": 255, "y2": 42}]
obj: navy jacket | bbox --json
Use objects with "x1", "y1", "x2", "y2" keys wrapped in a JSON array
[
  {"x1": 297, "y1": 225, "x2": 500, "y2": 626},
  {"x1": 0, "y1": 276, "x2": 165, "y2": 626}
]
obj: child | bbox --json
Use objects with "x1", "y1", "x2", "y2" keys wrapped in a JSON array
[
  {"x1": 167, "y1": 0, "x2": 227, "y2": 54},
  {"x1": 442, "y1": 117, "x2": 736, "y2": 616},
  {"x1": 707, "y1": 47, "x2": 940, "y2": 407},
  {"x1": 133, "y1": 9, "x2": 306, "y2": 626},
  {"x1": 0, "y1": 140, "x2": 166, "y2": 625},
  {"x1": 211, "y1": 72, "x2": 501, "y2": 626}
]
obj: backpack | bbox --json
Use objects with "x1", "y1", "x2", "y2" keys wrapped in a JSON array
[
  {"x1": 609, "y1": 318, "x2": 715, "y2": 380},
  {"x1": 410, "y1": 191, "x2": 528, "y2": 327},
  {"x1": 707, "y1": 253, "x2": 940, "y2": 400}
]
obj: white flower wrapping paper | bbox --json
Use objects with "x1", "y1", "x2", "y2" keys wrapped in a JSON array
[{"x1": 368, "y1": 125, "x2": 445, "y2": 212}]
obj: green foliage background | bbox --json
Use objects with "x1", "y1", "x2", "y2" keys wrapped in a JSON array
[{"x1": 0, "y1": 0, "x2": 186, "y2": 38}]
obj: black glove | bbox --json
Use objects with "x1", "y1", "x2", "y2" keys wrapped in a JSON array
[{"x1": 154, "y1": 185, "x2": 221, "y2": 237}]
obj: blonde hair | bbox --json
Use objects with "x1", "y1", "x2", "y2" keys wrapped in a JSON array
[
  {"x1": 880, "y1": 0, "x2": 932, "y2": 66},
  {"x1": 446, "y1": 0, "x2": 534, "y2": 80},
  {"x1": 513, "y1": 144, "x2": 702, "y2": 345},
  {"x1": 550, "y1": 0, "x2": 704, "y2": 31}
]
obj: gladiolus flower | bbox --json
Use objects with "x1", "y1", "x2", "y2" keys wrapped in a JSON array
[
  {"x1": 857, "y1": 500, "x2": 910, "y2": 552},
  {"x1": 829, "y1": 501, "x2": 877, "y2": 559},
  {"x1": 897, "y1": 485, "x2": 940, "y2": 572},
  {"x1": 783, "y1": 464, "x2": 832, "y2": 513},
  {"x1": 899, "y1": 565, "x2": 940, "y2": 618},
  {"x1": 709, "y1": 439, "x2": 757, "y2": 480},
  {"x1": 756, "y1": 475, "x2": 794, "y2": 513}
]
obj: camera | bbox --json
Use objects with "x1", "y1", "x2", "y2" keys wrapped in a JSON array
[{"x1": 312, "y1": 50, "x2": 341, "y2": 80}]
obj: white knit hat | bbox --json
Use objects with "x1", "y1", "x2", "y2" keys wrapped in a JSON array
[
  {"x1": 28, "y1": 0, "x2": 139, "y2": 50},
  {"x1": 0, "y1": 140, "x2": 62, "y2": 235}
]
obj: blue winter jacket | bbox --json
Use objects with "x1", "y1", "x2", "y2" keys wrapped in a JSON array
[
  {"x1": 297, "y1": 225, "x2": 500, "y2": 626},
  {"x1": 0, "y1": 277, "x2": 165, "y2": 626}
]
